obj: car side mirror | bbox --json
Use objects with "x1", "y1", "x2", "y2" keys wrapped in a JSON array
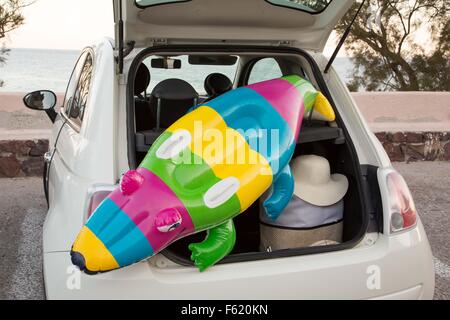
[
  {"x1": 23, "y1": 90, "x2": 57, "y2": 111},
  {"x1": 23, "y1": 90, "x2": 58, "y2": 123}
]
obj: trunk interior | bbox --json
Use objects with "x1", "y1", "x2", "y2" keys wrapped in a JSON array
[
  {"x1": 128, "y1": 46, "x2": 370, "y2": 266},
  {"x1": 163, "y1": 137, "x2": 365, "y2": 260}
]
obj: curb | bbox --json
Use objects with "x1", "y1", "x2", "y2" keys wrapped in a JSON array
[{"x1": 1, "y1": 132, "x2": 450, "y2": 178}]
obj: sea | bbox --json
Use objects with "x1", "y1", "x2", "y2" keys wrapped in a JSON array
[{"x1": 0, "y1": 48, "x2": 355, "y2": 94}]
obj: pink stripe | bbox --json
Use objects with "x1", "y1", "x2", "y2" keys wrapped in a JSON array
[
  {"x1": 248, "y1": 79, "x2": 305, "y2": 139},
  {"x1": 109, "y1": 168, "x2": 194, "y2": 253}
]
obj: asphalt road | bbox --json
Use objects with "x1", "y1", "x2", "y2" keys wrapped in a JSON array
[
  {"x1": 396, "y1": 162, "x2": 450, "y2": 300},
  {"x1": 0, "y1": 178, "x2": 46, "y2": 300},
  {"x1": 0, "y1": 162, "x2": 449, "y2": 300}
]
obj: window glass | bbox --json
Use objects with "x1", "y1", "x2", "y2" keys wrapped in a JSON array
[
  {"x1": 143, "y1": 55, "x2": 238, "y2": 95},
  {"x1": 135, "y1": 0, "x2": 189, "y2": 7},
  {"x1": 135, "y1": 0, "x2": 333, "y2": 13},
  {"x1": 63, "y1": 52, "x2": 87, "y2": 112},
  {"x1": 247, "y1": 58, "x2": 283, "y2": 85},
  {"x1": 266, "y1": 0, "x2": 333, "y2": 13},
  {"x1": 63, "y1": 51, "x2": 94, "y2": 128}
]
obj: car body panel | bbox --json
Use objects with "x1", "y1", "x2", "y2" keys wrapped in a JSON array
[
  {"x1": 43, "y1": 39, "x2": 117, "y2": 253},
  {"x1": 114, "y1": 0, "x2": 354, "y2": 51},
  {"x1": 44, "y1": 219, "x2": 434, "y2": 300}
]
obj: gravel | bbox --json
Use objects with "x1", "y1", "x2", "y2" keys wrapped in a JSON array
[
  {"x1": 395, "y1": 162, "x2": 450, "y2": 300},
  {"x1": 0, "y1": 162, "x2": 448, "y2": 300}
]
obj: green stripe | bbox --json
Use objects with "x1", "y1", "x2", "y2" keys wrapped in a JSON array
[
  {"x1": 283, "y1": 75, "x2": 318, "y2": 112},
  {"x1": 140, "y1": 132, "x2": 242, "y2": 231}
]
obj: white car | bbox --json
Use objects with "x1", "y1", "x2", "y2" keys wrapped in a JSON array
[{"x1": 24, "y1": 0, "x2": 434, "y2": 300}]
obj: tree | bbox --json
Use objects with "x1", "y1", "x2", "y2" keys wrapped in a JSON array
[
  {"x1": 0, "y1": 0, "x2": 31, "y2": 86},
  {"x1": 335, "y1": 0, "x2": 449, "y2": 92}
]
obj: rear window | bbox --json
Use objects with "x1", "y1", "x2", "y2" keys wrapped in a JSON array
[
  {"x1": 136, "y1": 0, "x2": 333, "y2": 13},
  {"x1": 143, "y1": 55, "x2": 238, "y2": 95},
  {"x1": 266, "y1": 0, "x2": 333, "y2": 13}
]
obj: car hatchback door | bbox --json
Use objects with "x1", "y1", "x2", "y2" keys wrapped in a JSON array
[{"x1": 114, "y1": 0, "x2": 354, "y2": 51}]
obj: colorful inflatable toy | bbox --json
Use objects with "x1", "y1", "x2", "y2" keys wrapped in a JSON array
[{"x1": 71, "y1": 75, "x2": 335, "y2": 273}]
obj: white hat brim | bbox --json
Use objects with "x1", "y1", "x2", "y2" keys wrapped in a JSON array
[{"x1": 294, "y1": 174, "x2": 349, "y2": 207}]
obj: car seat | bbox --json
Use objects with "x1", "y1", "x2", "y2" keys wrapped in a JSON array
[
  {"x1": 149, "y1": 79, "x2": 199, "y2": 130},
  {"x1": 134, "y1": 63, "x2": 155, "y2": 131},
  {"x1": 203, "y1": 73, "x2": 233, "y2": 103}
]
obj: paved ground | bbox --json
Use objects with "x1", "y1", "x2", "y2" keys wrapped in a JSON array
[
  {"x1": 0, "y1": 178, "x2": 47, "y2": 300},
  {"x1": 0, "y1": 93, "x2": 55, "y2": 140},
  {"x1": 0, "y1": 162, "x2": 449, "y2": 300},
  {"x1": 396, "y1": 162, "x2": 450, "y2": 300}
]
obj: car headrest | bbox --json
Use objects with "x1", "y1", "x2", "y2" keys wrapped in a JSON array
[
  {"x1": 134, "y1": 64, "x2": 151, "y2": 96},
  {"x1": 151, "y1": 79, "x2": 199, "y2": 101},
  {"x1": 204, "y1": 73, "x2": 233, "y2": 97}
]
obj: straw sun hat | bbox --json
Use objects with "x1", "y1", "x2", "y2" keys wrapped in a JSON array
[{"x1": 291, "y1": 155, "x2": 349, "y2": 207}]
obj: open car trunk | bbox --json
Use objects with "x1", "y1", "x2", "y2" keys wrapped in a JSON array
[
  {"x1": 165, "y1": 138, "x2": 367, "y2": 265},
  {"x1": 126, "y1": 45, "x2": 373, "y2": 267}
]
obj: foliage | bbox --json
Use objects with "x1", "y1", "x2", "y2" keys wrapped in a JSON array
[
  {"x1": 0, "y1": 0, "x2": 27, "y2": 39},
  {"x1": 335, "y1": 0, "x2": 449, "y2": 91},
  {"x1": 0, "y1": 0, "x2": 32, "y2": 86}
]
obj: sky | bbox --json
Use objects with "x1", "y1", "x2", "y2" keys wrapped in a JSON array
[
  {"x1": 7, "y1": 0, "x2": 114, "y2": 50},
  {"x1": 6, "y1": 0, "x2": 340, "y2": 55}
]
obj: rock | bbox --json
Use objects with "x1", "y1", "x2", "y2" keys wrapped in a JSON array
[
  {"x1": 443, "y1": 142, "x2": 450, "y2": 161},
  {"x1": 442, "y1": 132, "x2": 450, "y2": 143},
  {"x1": 391, "y1": 132, "x2": 407, "y2": 143},
  {"x1": 383, "y1": 142, "x2": 404, "y2": 162},
  {"x1": 0, "y1": 140, "x2": 34, "y2": 157},
  {"x1": 424, "y1": 134, "x2": 444, "y2": 161},
  {"x1": 29, "y1": 140, "x2": 49, "y2": 157},
  {"x1": 406, "y1": 132, "x2": 424, "y2": 144},
  {"x1": 404, "y1": 144, "x2": 426, "y2": 162},
  {"x1": 21, "y1": 157, "x2": 44, "y2": 177},
  {"x1": 0, "y1": 155, "x2": 21, "y2": 178},
  {"x1": 375, "y1": 132, "x2": 387, "y2": 143}
]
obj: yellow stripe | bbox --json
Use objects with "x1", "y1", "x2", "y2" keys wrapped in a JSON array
[
  {"x1": 167, "y1": 106, "x2": 273, "y2": 211},
  {"x1": 72, "y1": 227, "x2": 119, "y2": 272},
  {"x1": 314, "y1": 92, "x2": 336, "y2": 122}
]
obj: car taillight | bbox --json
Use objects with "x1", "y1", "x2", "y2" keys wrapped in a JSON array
[
  {"x1": 384, "y1": 170, "x2": 418, "y2": 234},
  {"x1": 85, "y1": 185, "x2": 116, "y2": 220}
]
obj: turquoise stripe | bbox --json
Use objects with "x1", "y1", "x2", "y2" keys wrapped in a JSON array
[
  {"x1": 206, "y1": 87, "x2": 295, "y2": 176},
  {"x1": 87, "y1": 199, "x2": 154, "y2": 267}
]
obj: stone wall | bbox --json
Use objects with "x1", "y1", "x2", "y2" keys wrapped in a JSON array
[
  {"x1": 0, "y1": 140, "x2": 49, "y2": 178},
  {"x1": 376, "y1": 132, "x2": 450, "y2": 163},
  {"x1": 1, "y1": 133, "x2": 449, "y2": 178}
]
